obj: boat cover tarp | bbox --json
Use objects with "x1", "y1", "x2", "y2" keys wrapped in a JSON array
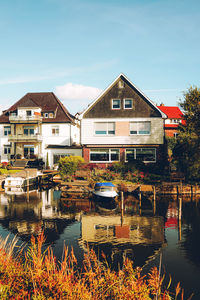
[{"x1": 95, "y1": 182, "x2": 115, "y2": 187}]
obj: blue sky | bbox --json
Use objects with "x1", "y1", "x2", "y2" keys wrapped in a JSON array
[{"x1": 0, "y1": 0, "x2": 200, "y2": 114}]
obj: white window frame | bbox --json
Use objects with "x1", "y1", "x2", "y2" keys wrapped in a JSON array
[
  {"x1": 129, "y1": 121, "x2": 151, "y2": 135},
  {"x1": 4, "y1": 126, "x2": 11, "y2": 136},
  {"x1": 26, "y1": 110, "x2": 32, "y2": 116},
  {"x1": 44, "y1": 113, "x2": 49, "y2": 118},
  {"x1": 53, "y1": 153, "x2": 72, "y2": 164},
  {"x1": 51, "y1": 126, "x2": 59, "y2": 136},
  {"x1": 90, "y1": 148, "x2": 119, "y2": 163},
  {"x1": 125, "y1": 148, "x2": 156, "y2": 163},
  {"x1": 24, "y1": 126, "x2": 35, "y2": 136},
  {"x1": 124, "y1": 98, "x2": 133, "y2": 109},
  {"x1": 4, "y1": 146, "x2": 11, "y2": 155},
  {"x1": 94, "y1": 122, "x2": 115, "y2": 136},
  {"x1": 112, "y1": 99, "x2": 121, "y2": 110}
]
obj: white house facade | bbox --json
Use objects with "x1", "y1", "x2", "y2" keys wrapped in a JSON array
[{"x1": 0, "y1": 92, "x2": 81, "y2": 168}]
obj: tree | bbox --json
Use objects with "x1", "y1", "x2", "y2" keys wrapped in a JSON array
[
  {"x1": 173, "y1": 86, "x2": 200, "y2": 182},
  {"x1": 180, "y1": 86, "x2": 200, "y2": 135}
]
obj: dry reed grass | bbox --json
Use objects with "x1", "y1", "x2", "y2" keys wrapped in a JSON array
[{"x1": 0, "y1": 232, "x2": 187, "y2": 299}]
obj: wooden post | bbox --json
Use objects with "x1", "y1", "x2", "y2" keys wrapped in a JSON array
[
  {"x1": 180, "y1": 180, "x2": 182, "y2": 195},
  {"x1": 27, "y1": 170, "x2": 29, "y2": 202},
  {"x1": 176, "y1": 185, "x2": 179, "y2": 195},
  {"x1": 178, "y1": 197, "x2": 182, "y2": 240},
  {"x1": 139, "y1": 185, "x2": 142, "y2": 215},
  {"x1": 178, "y1": 197, "x2": 182, "y2": 220},
  {"x1": 153, "y1": 185, "x2": 156, "y2": 215},
  {"x1": 178, "y1": 218, "x2": 182, "y2": 241},
  {"x1": 121, "y1": 191, "x2": 124, "y2": 225}
]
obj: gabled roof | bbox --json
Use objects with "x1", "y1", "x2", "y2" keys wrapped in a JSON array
[
  {"x1": 79, "y1": 73, "x2": 167, "y2": 119},
  {"x1": 157, "y1": 105, "x2": 183, "y2": 119},
  {"x1": 0, "y1": 92, "x2": 75, "y2": 124}
]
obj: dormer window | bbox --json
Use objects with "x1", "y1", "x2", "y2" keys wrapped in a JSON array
[
  {"x1": 112, "y1": 99, "x2": 121, "y2": 109},
  {"x1": 26, "y1": 110, "x2": 32, "y2": 116},
  {"x1": 49, "y1": 112, "x2": 54, "y2": 118}
]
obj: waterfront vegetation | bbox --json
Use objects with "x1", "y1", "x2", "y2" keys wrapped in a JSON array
[
  {"x1": 168, "y1": 86, "x2": 200, "y2": 183},
  {"x1": 58, "y1": 156, "x2": 167, "y2": 186},
  {"x1": 0, "y1": 232, "x2": 184, "y2": 299}
]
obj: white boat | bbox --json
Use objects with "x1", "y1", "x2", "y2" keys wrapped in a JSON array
[
  {"x1": 4, "y1": 174, "x2": 40, "y2": 189},
  {"x1": 93, "y1": 182, "x2": 118, "y2": 199}
]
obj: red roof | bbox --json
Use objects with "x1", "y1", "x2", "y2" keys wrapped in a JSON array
[{"x1": 157, "y1": 106, "x2": 183, "y2": 119}]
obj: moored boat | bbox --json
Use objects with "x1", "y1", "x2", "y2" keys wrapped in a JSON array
[
  {"x1": 4, "y1": 175, "x2": 38, "y2": 188},
  {"x1": 93, "y1": 182, "x2": 118, "y2": 199}
]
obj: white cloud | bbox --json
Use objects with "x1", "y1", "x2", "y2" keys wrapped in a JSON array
[{"x1": 54, "y1": 82, "x2": 102, "y2": 101}]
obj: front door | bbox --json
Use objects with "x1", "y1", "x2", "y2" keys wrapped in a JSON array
[{"x1": 24, "y1": 145, "x2": 34, "y2": 159}]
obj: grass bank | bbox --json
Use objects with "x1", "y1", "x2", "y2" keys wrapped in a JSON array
[{"x1": 0, "y1": 233, "x2": 185, "y2": 299}]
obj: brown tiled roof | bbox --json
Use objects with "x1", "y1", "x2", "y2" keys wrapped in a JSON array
[{"x1": 0, "y1": 92, "x2": 75, "y2": 124}]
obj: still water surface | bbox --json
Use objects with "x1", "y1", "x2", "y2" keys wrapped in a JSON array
[{"x1": 0, "y1": 189, "x2": 200, "y2": 299}]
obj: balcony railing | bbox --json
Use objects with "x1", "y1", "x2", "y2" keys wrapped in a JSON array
[
  {"x1": 9, "y1": 114, "x2": 42, "y2": 123},
  {"x1": 8, "y1": 133, "x2": 43, "y2": 142}
]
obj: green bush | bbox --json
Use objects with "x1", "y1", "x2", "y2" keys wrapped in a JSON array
[{"x1": 58, "y1": 156, "x2": 85, "y2": 180}]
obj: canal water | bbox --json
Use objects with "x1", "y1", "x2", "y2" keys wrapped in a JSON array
[{"x1": 0, "y1": 188, "x2": 200, "y2": 299}]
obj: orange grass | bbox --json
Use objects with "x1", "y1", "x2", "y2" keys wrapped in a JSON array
[{"x1": 0, "y1": 233, "x2": 186, "y2": 299}]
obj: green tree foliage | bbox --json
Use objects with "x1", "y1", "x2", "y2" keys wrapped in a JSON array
[
  {"x1": 58, "y1": 156, "x2": 85, "y2": 180},
  {"x1": 173, "y1": 86, "x2": 200, "y2": 182},
  {"x1": 180, "y1": 86, "x2": 200, "y2": 135}
]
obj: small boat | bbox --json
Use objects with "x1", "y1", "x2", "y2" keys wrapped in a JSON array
[
  {"x1": 4, "y1": 174, "x2": 40, "y2": 190},
  {"x1": 93, "y1": 182, "x2": 118, "y2": 199}
]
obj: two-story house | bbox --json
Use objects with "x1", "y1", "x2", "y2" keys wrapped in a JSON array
[
  {"x1": 0, "y1": 92, "x2": 81, "y2": 168},
  {"x1": 157, "y1": 104, "x2": 184, "y2": 138},
  {"x1": 79, "y1": 73, "x2": 167, "y2": 164}
]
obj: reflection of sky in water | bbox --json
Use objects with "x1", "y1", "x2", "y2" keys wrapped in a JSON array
[{"x1": 0, "y1": 190, "x2": 200, "y2": 298}]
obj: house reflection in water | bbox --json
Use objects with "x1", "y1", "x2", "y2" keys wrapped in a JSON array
[
  {"x1": 80, "y1": 213, "x2": 165, "y2": 269},
  {"x1": 0, "y1": 189, "x2": 80, "y2": 242}
]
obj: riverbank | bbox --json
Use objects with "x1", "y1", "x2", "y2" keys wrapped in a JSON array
[{"x1": 56, "y1": 175, "x2": 200, "y2": 196}]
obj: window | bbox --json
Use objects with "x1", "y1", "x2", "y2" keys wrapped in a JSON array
[
  {"x1": 112, "y1": 99, "x2": 121, "y2": 109},
  {"x1": 174, "y1": 132, "x2": 178, "y2": 138},
  {"x1": 24, "y1": 126, "x2": 34, "y2": 135},
  {"x1": 26, "y1": 110, "x2": 32, "y2": 116},
  {"x1": 53, "y1": 154, "x2": 72, "y2": 164},
  {"x1": 24, "y1": 145, "x2": 34, "y2": 158},
  {"x1": 170, "y1": 119, "x2": 179, "y2": 124},
  {"x1": 4, "y1": 146, "x2": 11, "y2": 155},
  {"x1": 4, "y1": 126, "x2": 11, "y2": 136},
  {"x1": 125, "y1": 148, "x2": 156, "y2": 163},
  {"x1": 49, "y1": 112, "x2": 54, "y2": 118},
  {"x1": 94, "y1": 122, "x2": 115, "y2": 135},
  {"x1": 90, "y1": 149, "x2": 119, "y2": 162},
  {"x1": 130, "y1": 121, "x2": 151, "y2": 135},
  {"x1": 52, "y1": 126, "x2": 59, "y2": 136},
  {"x1": 124, "y1": 99, "x2": 133, "y2": 109},
  {"x1": 43, "y1": 113, "x2": 49, "y2": 118}
]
